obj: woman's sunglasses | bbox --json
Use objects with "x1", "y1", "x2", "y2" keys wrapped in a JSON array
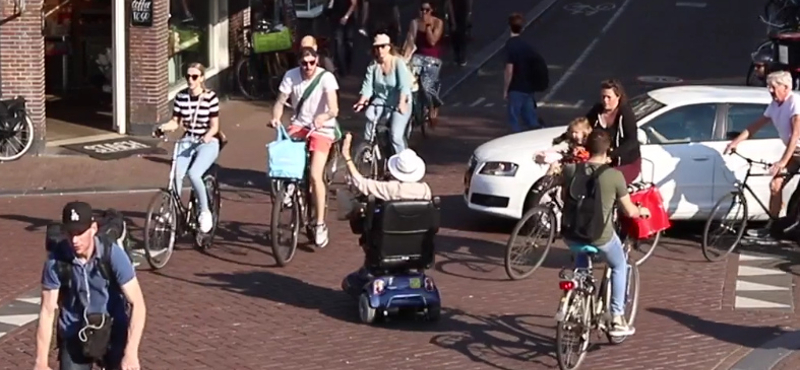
[
  {"x1": 420, "y1": 7, "x2": 432, "y2": 12},
  {"x1": 373, "y1": 44, "x2": 389, "y2": 50},
  {"x1": 185, "y1": 74, "x2": 201, "y2": 81}
]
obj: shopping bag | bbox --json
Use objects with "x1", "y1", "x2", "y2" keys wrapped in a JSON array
[
  {"x1": 267, "y1": 125, "x2": 307, "y2": 180},
  {"x1": 627, "y1": 184, "x2": 671, "y2": 239}
]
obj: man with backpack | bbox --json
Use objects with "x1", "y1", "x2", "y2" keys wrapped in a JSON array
[
  {"x1": 34, "y1": 202, "x2": 146, "y2": 370},
  {"x1": 559, "y1": 131, "x2": 649, "y2": 338},
  {"x1": 503, "y1": 12, "x2": 548, "y2": 132}
]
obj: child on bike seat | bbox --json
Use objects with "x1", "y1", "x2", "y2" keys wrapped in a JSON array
[{"x1": 535, "y1": 117, "x2": 592, "y2": 175}]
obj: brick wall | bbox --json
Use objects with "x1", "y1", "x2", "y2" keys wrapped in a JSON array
[
  {"x1": 1, "y1": 0, "x2": 47, "y2": 154},
  {"x1": 128, "y1": 0, "x2": 170, "y2": 135}
]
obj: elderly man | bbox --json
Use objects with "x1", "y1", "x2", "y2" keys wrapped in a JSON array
[
  {"x1": 727, "y1": 70, "x2": 800, "y2": 239},
  {"x1": 300, "y1": 35, "x2": 337, "y2": 74}
]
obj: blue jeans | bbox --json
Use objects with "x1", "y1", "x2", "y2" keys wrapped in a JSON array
[
  {"x1": 172, "y1": 137, "x2": 220, "y2": 213},
  {"x1": 507, "y1": 91, "x2": 540, "y2": 132},
  {"x1": 363, "y1": 102, "x2": 412, "y2": 154},
  {"x1": 567, "y1": 233, "x2": 627, "y2": 316}
]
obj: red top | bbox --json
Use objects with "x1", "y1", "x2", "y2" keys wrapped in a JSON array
[{"x1": 415, "y1": 30, "x2": 441, "y2": 58}]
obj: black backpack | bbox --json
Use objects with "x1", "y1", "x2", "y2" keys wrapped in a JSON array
[
  {"x1": 44, "y1": 208, "x2": 133, "y2": 305},
  {"x1": 562, "y1": 163, "x2": 611, "y2": 243}
]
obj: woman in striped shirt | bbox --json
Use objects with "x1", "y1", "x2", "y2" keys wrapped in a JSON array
[{"x1": 157, "y1": 62, "x2": 220, "y2": 233}]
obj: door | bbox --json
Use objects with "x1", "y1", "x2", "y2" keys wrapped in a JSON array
[
  {"x1": 711, "y1": 103, "x2": 789, "y2": 219},
  {"x1": 639, "y1": 103, "x2": 719, "y2": 219}
]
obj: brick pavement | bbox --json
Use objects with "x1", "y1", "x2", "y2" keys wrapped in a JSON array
[{"x1": 1, "y1": 103, "x2": 799, "y2": 369}]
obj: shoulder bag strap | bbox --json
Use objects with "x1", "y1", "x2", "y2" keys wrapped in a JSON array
[{"x1": 294, "y1": 71, "x2": 327, "y2": 115}]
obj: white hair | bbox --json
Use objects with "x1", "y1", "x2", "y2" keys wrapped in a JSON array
[{"x1": 766, "y1": 71, "x2": 793, "y2": 89}]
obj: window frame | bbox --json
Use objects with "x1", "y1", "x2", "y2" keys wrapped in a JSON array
[
  {"x1": 638, "y1": 103, "x2": 725, "y2": 145},
  {"x1": 167, "y1": 0, "x2": 230, "y2": 99},
  {"x1": 718, "y1": 102, "x2": 778, "y2": 141}
]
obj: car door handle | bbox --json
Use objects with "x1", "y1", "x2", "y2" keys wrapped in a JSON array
[{"x1": 692, "y1": 157, "x2": 710, "y2": 162}]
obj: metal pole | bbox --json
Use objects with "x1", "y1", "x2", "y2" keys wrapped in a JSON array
[{"x1": 112, "y1": 0, "x2": 127, "y2": 134}]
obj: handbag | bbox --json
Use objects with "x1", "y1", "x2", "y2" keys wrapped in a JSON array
[
  {"x1": 626, "y1": 184, "x2": 671, "y2": 239},
  {"x1": 267, "y1": 125, "x2": 308, "y2": 179}
]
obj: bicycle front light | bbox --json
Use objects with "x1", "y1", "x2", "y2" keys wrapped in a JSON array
[{"x1": 479, "y1": 162, "x2": 518, "y2": 176}]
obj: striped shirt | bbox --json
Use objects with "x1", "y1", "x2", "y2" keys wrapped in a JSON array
[{"x1": 172, "y1": 88, "x2": 220, "y2": 135}]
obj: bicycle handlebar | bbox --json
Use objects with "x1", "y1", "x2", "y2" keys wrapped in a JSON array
[
  {"x1": 729, "y1": 149, "x2": 772, "y2": 167},
  {"x1": 353, "y1": 101, "x2": 400, "y2": 112}
]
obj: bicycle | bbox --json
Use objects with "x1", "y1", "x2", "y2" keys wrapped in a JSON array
[
  {"x1": 554, "y1": 241, "x2": 640, "y2": 370},
  {"x1": 0, "y1": 96, "x2": 34, "y2": 162},
  {"x1": 701, "y1": 149, "x2": 800, "y2": 262},
  {"x1": 235, "y1": 20, "x2": 291, "y2": 100},
  {"x1": 269, "y1": 126, "x2": 341, "y2": 266},
  {"x1": 504, "y1": 161, "x2": 661, "y2": 280},
  {"x1": 142, "y1": 131, "x2": 224, "y2": 270},
  {"x1": 352, "y1": 102, "x2": 411, "y2": 180},
  {"x1": 408, "y1": 56, "x2": 436, "y2": 139},
  {"x1": 761, "y1": 0, "x2": 800, "y2": 34}
]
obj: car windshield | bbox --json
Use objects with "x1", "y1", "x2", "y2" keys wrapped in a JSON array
[{"x1": 629, "y1": 94, "x2": 666, "y2": 121}]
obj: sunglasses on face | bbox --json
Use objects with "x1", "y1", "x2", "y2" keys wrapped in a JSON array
[
  {"x1": 420, "y1": 7, "x2": 431, "y2": 12},
  {"x1": 373, "y1": 44, "x2": 389, "y2": 50},
  {"x1": 300, "y1": 59, "x2": 317, "y2": 67},
  {"x1": 185, "y1": 74, "x2": 200, "y2": 81}
]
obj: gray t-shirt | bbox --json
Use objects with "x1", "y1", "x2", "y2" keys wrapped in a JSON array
[{"x1": 562, "y1": 162, "x2": 628, "y2": 245}]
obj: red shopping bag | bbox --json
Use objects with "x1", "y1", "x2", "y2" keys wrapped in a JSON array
[{"x1": 627, "y1": 184, "x2": 671, "y2": 239}]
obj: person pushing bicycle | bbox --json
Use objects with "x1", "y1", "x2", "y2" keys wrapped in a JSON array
[{"x1": 269, "y1": 46, "x2": 340, "y2": 248}]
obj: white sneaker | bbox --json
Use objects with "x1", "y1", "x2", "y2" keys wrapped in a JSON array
[
  {"x1": 315, "y1": 223, "x2": 329, "y2": 248},
  {"x1": 198, "y1": 210, "x2": 213, "y2": 233},
  {"x1": 609, "y1": 315, "x2": 636, "y2": 337}
]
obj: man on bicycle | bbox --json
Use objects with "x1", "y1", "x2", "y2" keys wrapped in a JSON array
[
  {"x1": 269, "y1": 47, "x2": 340, "y2": 248},
  {"x1": 560, "y1": 130, "x2": 649, "y2": 337},
  {"x1": 726, "y1": 70, "x2": 800, "y2": 239}
]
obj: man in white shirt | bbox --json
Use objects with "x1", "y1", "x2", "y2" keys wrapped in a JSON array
[
  {"x1": 269, "y1": 47, "x2": 340, "y2": 247},
  {"x1": 727, "y1": 70, "x2": 800, "y2": 237}
]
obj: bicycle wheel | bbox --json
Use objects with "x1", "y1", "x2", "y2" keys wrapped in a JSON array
[
  {"x1": 629, "y1": 230, "x2": 661, "y2": 266},
  {"x1": 235, "y1": 57, "x2": 266, "y2": 100},
  {"x1": 505, "y1": 205, "x2": 556, "y2": 280},
  {"x1": 266, "y1": 52, "x2": 289, "y2": 98},
  {"x1": 556, "y1": 292, "x2": 590, "y2": 370},
  {"x1": 143, "y1": 190, "x2": 178, "y2": 270},
  {"x1": 270, "y1": 180, "x2": 300, "y2": 266},
  {"x1": 606, "y1": 261, "x2": 640, "y2": 345},
  {"x1": 0, "y1": 114, "x2": 34, "y2": 162},
  {"x1": 194, "y1": 174, "x2": 221, "y2": 250},
  {"x1": 703, "y1": 191, "x2": 748, "y2": 262}
]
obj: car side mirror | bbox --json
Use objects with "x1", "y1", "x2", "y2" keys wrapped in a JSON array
[
  {"x1": 726, "y1": 131, "x2": 741, "y2": 140},
  {"x1": 637, "y1": 128, "x2": 648, "y2": 145}
]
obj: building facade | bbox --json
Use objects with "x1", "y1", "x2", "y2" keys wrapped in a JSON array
[{"x1": 0, "y1": 0, "x2": 254, "y2": 154}]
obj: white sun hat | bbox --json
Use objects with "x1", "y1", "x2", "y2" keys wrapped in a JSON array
[{"x1": 387, "y1": 149, "x2": 426, "y2": 183}]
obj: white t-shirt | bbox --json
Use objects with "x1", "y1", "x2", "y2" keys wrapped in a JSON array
[
  {"x1": 764, "y1": 93, "x2": 800, "y2": 146},
  {"x1": 279, "y1": 67, "x2": 339, "y2": 138}
]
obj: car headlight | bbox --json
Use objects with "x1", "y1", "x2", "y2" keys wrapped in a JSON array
[{"x1": 479, "y1": 161, "x2": 518, "y2": 176}]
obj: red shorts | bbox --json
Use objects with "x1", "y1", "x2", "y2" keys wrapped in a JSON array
[{"x1": 287, "y1": 125, "x2": 334, "y2": 153}]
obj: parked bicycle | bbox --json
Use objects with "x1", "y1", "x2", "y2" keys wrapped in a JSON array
[
  {"x1": 0, "y1": 96, "x2": 34, "y2": 162},
  {"x1": 269, "y1": 127, "x2": 341, "y2": 266},
  {"x1": 702, "y1": 149, "x2": 800, "y2": 261},
  {"x1": 504, "y1": 162, "x2": 660, "y2": 280},
  {"x1": 352, "y1": 102, "x2": 411, "y2": 180},
  {"x1": 235, "y1": 19, "x2": 291, "y2": 100},
  {"x1": 554, "y1": 242, "x2": 640, "y2": 370},
  {"x1": 142, "y1": 130, "x2": 223, "y2": 269}
]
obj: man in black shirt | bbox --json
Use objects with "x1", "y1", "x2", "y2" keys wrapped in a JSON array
[
  {"x1": 503, "y1": 12, "x2": 546, "y2": 132},
  {"x1": 360, "y1": 0, "x2": 401, "y2": 43},
  {"x1": 326, "y1": 0, "x2": 357, "y2": 76}
]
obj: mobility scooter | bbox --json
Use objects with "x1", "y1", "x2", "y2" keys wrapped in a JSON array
[{"x1": 342, "y1": 195, "x2": 442, "y2": 324}]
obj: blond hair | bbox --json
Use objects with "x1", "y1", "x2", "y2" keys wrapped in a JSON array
[
  {"x1": 567, "y1": 117, "x2": 591, "y2": 133},
  {"x1": 187, "y1": 62, "x2": 208, "y2": 91}
]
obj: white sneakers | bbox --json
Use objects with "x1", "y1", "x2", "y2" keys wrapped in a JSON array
[
  {"x1": 198, "y1": 210, "x2": 213, "y2": 233},
  {"x1": 315, "y1": 224, "x2": 329, "y2": 248}
]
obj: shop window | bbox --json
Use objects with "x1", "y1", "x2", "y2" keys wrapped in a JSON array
[{"x1": 168, "y1": 0, "x2": 211, "y2": 86}]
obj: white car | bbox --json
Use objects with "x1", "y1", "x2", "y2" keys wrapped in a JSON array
[{"x1": 464, "y1": 85, "x2": 800, "y2": 221}]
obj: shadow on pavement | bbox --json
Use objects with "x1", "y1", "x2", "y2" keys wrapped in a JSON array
[
  {"x1": 431, "y1": 309, "x2": 557, "y2": 369},
  {"x1": 648, "y1": 308, "x2": 790, "y2": 348},
  {"x1": 141, "y1": 155, "x2": 271, "y2": 192},
  {"x1": 438, "y1": 194, "x2": 516, "y2": 234}
]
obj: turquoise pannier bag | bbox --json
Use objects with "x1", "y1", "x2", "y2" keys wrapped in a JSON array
[{"x1": 267, "y1": 125, "x2": 307, "y2": 180}]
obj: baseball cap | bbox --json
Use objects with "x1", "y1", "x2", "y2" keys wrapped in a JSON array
[{"x1": 62, "y1": 201, "x2": 94, "y2": 235}]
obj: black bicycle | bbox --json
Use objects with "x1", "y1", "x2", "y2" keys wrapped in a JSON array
[
  {"x1": 235, "y1": 20, "x2": 291, "y2": 100},
  {"x1": 353, "y1": 102, "x2": 411, "y2": 180},
  {"x1": 269, "y1": 127, "x2": 341, "y2": 266},
  {"x1": 408, "y1": 57, "x2": 434, "y2": 139},
  {"x1": 142, "y1": 130, "x2": 223, "y2": 269},
  {"x1": 702, "y1": 149, "x2": 800, "y2": 261},
  {"x1": 0, "y1": 96, "x2": 34, "y2": 162}
]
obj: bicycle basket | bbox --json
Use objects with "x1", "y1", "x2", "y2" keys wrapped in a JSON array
[{"x1": 253, "y1": 28, "x2": 293, "y2": 54}]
